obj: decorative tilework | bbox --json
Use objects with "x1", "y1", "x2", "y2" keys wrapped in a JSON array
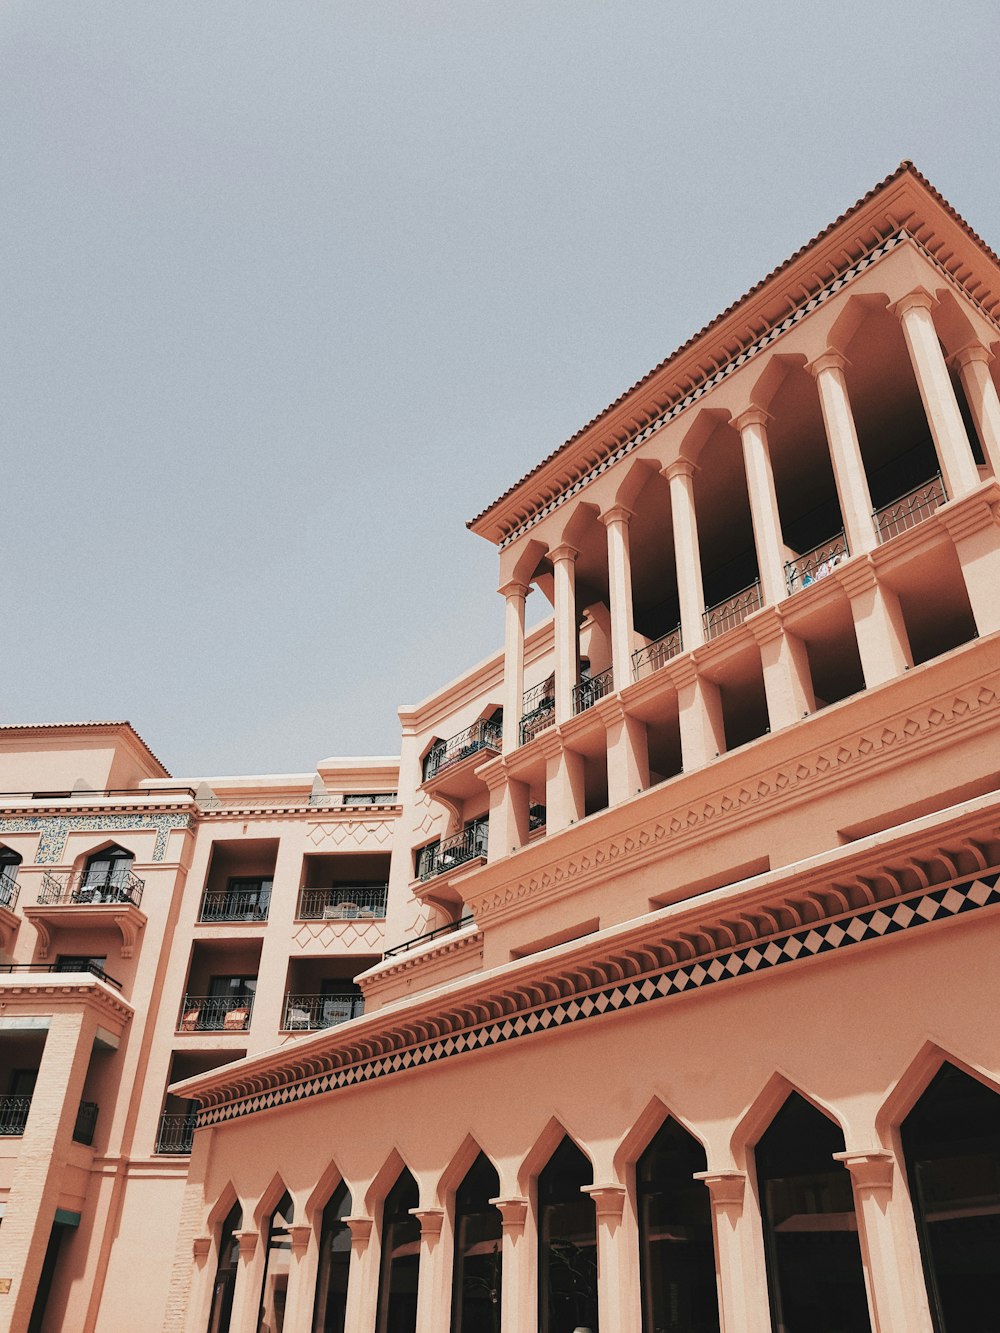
[
  {"x1": 0, "y1": 813, "x2": 190, "y2": 863},
  {"x1": 196, "y1": 869, "x2": 1000, "y2": 1128}
]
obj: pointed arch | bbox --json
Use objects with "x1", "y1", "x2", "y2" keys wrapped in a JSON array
[
  {"x1": 613, "y1": 1094, "x2": 709, "y2": 1180},
  {"x1": 747, "y1": 352, "x2": 808, "y2": 413},
  {"x1": 517, "y1": 1116, "x2": 592, "y2": 1197},
  {"x1": 730, "y1": 1070, "x2": 848, "y2": 1167},
  {"x1": 876, "y1": 1040, "x2": 1000, "y2": 1143},
  {"x1": 501, "y1": 535, "x2": 548, "y2": 589},
  {"x1": 253, "y1": 1171, "x2": 293, "y2": 1232},
  {"x1": 611, "y1": 456, "x2": 661, "y2": 512},
  {"x1": 677, "y1": 405, "x2": 733, "y2": 467},
  {"x1": 207, "y1": 1180, "x2": 243, "y2": 1236},
  {"x1": 435, "y1": 1133, "x2": 495, "y2": 1209},
  {"x1": 305, "y1": 1160, "x2": 348, "y2": 1226},
  {"x1": 827, "y1": 291, "x2": 890, "y2": 355},
  {"x1": 365, "y1": 1146, "x2": 418, "y2": 1216}
]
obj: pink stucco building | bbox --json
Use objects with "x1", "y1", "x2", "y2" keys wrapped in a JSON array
[{"x1": 2, "y1": 161, "x2": 1000, "y2": 1331}]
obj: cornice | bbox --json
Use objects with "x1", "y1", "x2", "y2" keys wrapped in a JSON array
[{"x1": 0, "y1": 976, "x2": 134, "y2": 1026}]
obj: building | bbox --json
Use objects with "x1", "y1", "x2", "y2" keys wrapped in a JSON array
[{"x1": 2, "y1": 160, "x2": 1000, "y2": 1331}]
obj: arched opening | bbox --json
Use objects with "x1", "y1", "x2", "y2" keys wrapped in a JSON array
[
  {"x1": 0, "y1": 846, "x2": 22, "y2": 909},
  {"x1": 754, "y1": 1094, "x2": 871, "y2": 1332},
  {"x1": 256, "y1": 1191, "x2": 293, "y2": 1332},
  {"x1": 79, "y1": 844, "x2": 135, "y2": 903},
  {"x1": 376, "y1": 1168, "x2": 420, "y2": 1333},
  {"x1": 900, "y1": 1062, "x2": 1000, "y2": 1331},
  {"x1": 206, "y1": 1201, "x2": 241, "y2": 1333},
  {"x1": 451, "y1": 1151, "x2": 502, "y2": 1333},
  {"x1": 637, "y1": 1118, "x2": 718, "y2": 1332},
  {"x1": 538, "y1": 1136, "x2": 598, "y2": 1333},
  {"x1": 313, "y1": 1180, "x2": 352, "y2": 1333}
]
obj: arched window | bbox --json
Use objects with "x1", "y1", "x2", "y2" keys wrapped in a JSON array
[
  {"x1": 376, "y1": 1168, "x2": 420, "y2": 1333},
  {"x1": 0, "y1": 847, "x2": 21, "y2": 908},
  {"x1": 755, "y1": 1093, "x2": 871, "y2": 1333},
  {"x1": 451, "y1": 1152, "x2": 501, "y2": 1333},
  {"x1": 313, "y1": 1181, "x2": 352, "y2": 1333},
  {"x1": 538, "y1": 1137, "x2": 598, "y2": 1333},
  {"x1": 901, "y1": 1062, "x2": 1000, "y2": 1331},
  {"x1": 637, "y1": 1118, "x2": 718, "y2": 1333},
  {"x1": 257, "y1": 1191, "x2": 293, "y2": 1333},
  {"x1": 207, "y1": 1202, "x2": 241, "y2": 1333},
  {"x1": 80, "y1": 845, "x2": 134, "y2": 901}
]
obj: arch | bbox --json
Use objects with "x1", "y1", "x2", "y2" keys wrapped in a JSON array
[
  {"x1": 730, "y1": 1070, "x2": 849, "y2": 1168},
  {"x1": 932, "y1": 287, "x2": 981, "y2": 357},
  {"x1": 747, "y1": 351, "x2": 808, "y2": 413},
  {"x1": 516, "y1": 1116, "x2": 592, "y2": 1198},
  {"x1": 875, "y1": 1039, "x2": 1000, "y2": 1144},
  {"x1": 365, "y1": 1147, "x2": 418, "y2": 1216},
  {"x1": 207, "y1": 1180, "x2": 243, "y2": 1236},
  {"x1": 305, "y1": 1161, "x2": 348, "y2": 1227},
  {"x1": 435, "y1": 1133, "x2": 494, "y2": 1209},
  {"x1": 253, "y1": 1171, "x2": 294, "y2": 1233},
  {"x1": 677, "y1": 405, "x2": 732, "y2": 467},
  {"x1": 827, "y1": 291, "x2": 890, "y2": 355},
  {"x1": 0, "y1": 844, "x2": 23, "y2": 870},
  {"x1": 451, "y1": 1150, "x2": 503, "y2": 1333},
  {"x1": 612, "y1": 1094, "x2": 709, "y2": 1180},
  {"x1": 550, "y1": 499, "x2": 600, "y2": 552},
  {"x1": 502, "y1": 535, "x2": 548, "y2": 590},
  {"x1": 610, "y1": 456, "x2": 661, "y2": 513}
]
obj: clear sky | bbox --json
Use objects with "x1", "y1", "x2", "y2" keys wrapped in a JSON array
[{"x1": 4, "y1": 1, "x2": 998, "y2": 777}]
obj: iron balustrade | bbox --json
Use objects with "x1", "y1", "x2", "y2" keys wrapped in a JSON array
[
  {"x1": 384, "y1": 915, "x2": 476, "y2": 958},
  {"x1": 177, "y1": 994, "x2": 255, "y2": 1033},
  {"x1": 573, "y1": 667, "x2": 614, "y2": 715},
  {"x1": 155, "y1": 1112, "x2": 198, "y2": 1154},
  {"x1": 0, "y1": 961, "x2": 123, "y2": 990},
  {"x1": 282, "y1": 992, "x2": 364, "y2": 1031},
  {"x1": 0, "y1": 1095, "x2": 32, "y2": 1135},
  {"x1": 342, "y1": 793, "x2": 399, "y2": 806},
  {"x1": 785, "y1": 532, "x2": 849, "y2": 593},
  {"x1": 632, "y1": 626, "x2": 683, "y2": 681},
  {"x1": 519, "y1": 680, "x2": 556, "y2": 746},
  {"x1": 0, "y1": 871, "x2": 20, "y2": 910},
  {"x1": 419, "y1": 820, "x2": 488, "y2": 881},
  {"x1": 38, "y1": 869, "x2": 144, "y2": 909},
  {"x1": 73, "y1": 1101, "x2": 99, "y2": 1146},
  {"x1": 873, "y1": 472, "x2": 946, "y2": 544},
  {"x1": 423, "y1": 719, "x2": 502, "y2": 781},
  {"x1": 703, "y1": 580, "x2": 763, "y2": 641},
  {"x1": 198, "y1": 885, "x2": 271, "y2": 922},
  {"x1": 296, "y1": 886, "x2": 388, "y2": 920}
]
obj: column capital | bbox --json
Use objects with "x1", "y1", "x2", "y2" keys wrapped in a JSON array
[
  {"x1": 806, "y1": 348, "x2": 850, "y2": 380},
  {"x1": 582, "y1": 1183, "x2": 626, "y2": 1223},
  {"x1": 345, "y1": 1215, "x2": 374, "y2": 1248},
  {"x1": 600, "y1": 504, "x2": 634, "y2": 528},
  {"x1": 409, "y1": 1207, "x2": 445, "y2": 1238},
  {"x1": 662, "y1": 457, "x2": 698, "y2": 482},
  {"x1": 489, "y1": 1196, "x2": 529, "y2": 1233},
  {"x1": 733, "y1": 406, "x2": 772, "y2": 434},
  {"x1": 693, "y1": 1170, "x2": 746, "y2": 1207},
  {"x1": 549, "y1": 542, "x2": 579, "y2": 565},
  {"x1": 833, "y1": 1150, "x2": 894, "y2": 1194},
  {"x1": 234, "y1": 1229, "x2": 259, "y2": 1260},
  {"x1": 951, "y1": 341, "x2": 994, "y2": 372},
  {"x1": 192, "y1": 1235, "x2": 212, "y2": 1261},
  {"x1": 890, "y1": 286, "x2": 938, "y2": 321},
  {"x1": 288, "y1": 1224, "x2": 313, "y2": 1255},
  {"x1": 498, "y1": 579, "x2": 532, "y2": 600}
]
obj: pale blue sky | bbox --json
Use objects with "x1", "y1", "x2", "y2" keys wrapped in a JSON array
[{"x1": 3, "y1": 1, "x2": 998, "y2": 776}]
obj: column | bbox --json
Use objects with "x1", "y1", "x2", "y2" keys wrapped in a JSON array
[
  {"x1": 938, "y1": 499, "x2": 1000, "y2": 638},
  {"x1": 834, "y1": 1151, "x2": 934, "y2": 1333},
  {"x1": 952, "y1": 343, "x2": 1000, "y2": 478},
  {"x1": 489, "y1": 1198, "x2": 533, "y2": 1333},
  {"x1": 228, "y1": 1229, "x2": 262, "y2": 1333},
  {"x1": 734, "y1": 408, "x2": 787, "y2": 606},
  {"x1": 551, "y1": 544, "x2": 580, "y2": 723},
  {"x1": 750, "y1": 615, "x2": 816, "y2": 731},
  {"x1": 835, "y1": 561, "x2": 912, "y2": 687},
  {"x1": 808, "y1": 351, "x2": 877, "y2": 556},
  {"x1": 694, "y1": 1171, "x2": 769, "y2": 1333},
  {"x1": 342, "y1": 1216, "x2": 378, "y2": 1333},
  {"x1": 583, "y1": 1184, "x2": 640, "y2": 1333},
  {"x1": 668, "y1": 658, "x2": 726, "y2": 771},
  {"x1": 483, "y1": 759, "x2": 530, "y2": 860},
  {"x1": 412, "y1": 1207, "x2": 447, "y2": 1333},
  {"x1": 500, "y1": 580, "x2": 530, "y2": 752},
  {"x1": 601, "y1": 506, "x2": 636, "y2": 691},
  {"x1": 282, "y1": 1224, "x2": 316, "y2": 1332},
  {"x1": 601, "y1": 699, "x2": 649, "y2": 806},
  {"x1": 541, "y1": 731, "x2": 586, "y2": 833},
  {"x1": 664, "y1": 460, "x2": 707, "y2": 650},
  {"x1": 892, "y1": 289, "x2": 980, "y2": 498}
]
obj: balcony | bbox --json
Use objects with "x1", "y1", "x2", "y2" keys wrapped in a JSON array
[
  {"x1": 785, "y1": 532, "x2": 849, "y2": 594},
  {"x1": 873, "y1": 472, "x2": 946, "y2": 544},
  {"x1": 282, "y1": 992, "x2": 364, "y2": 1031},
  {"x1": 632, "y1": 626, "x2": 682, "y2": 681},
  {"x1": 384, "y1": 915, "x2": 476, "y2": 959},
  {"x1": 38, "y1": 869, "x2": 144, "y2": 908},
  {"x1": 177, "y1": 994, "x2": 254, "y2": 1033},
  {"x1": 73, "y1": 1101, "x2": 99, "y2": 1146},
  {"x1": 0, "y1": 1095, "x2": 31, "y2": 1136},
  {"x1": 423, "y1": 719, "x2": 502, "y2": 782},
  {"x1": 0, "y1": 961, "x2": 123, "y2": 991},
  {"x1": 519, "y1": 680, "x2": 556, "y2": 747},
  {"x1": 296, "y1": 885, "x2": 388, "y2": 920},
  {"x1": 0, "y1": 871, "x2": 20, "y2": 911},
  {"x1": 198, "y1": 882, "x2": 271, "y2": 923},
  {"x1": 703, "y1": 579, "x2": 762, "y2": 641},
  {"x1": 155, "y1": 1112, "x2": 198, "y2": 1155},
  {"x1": 418, "y1": 819, "x2": 489, "y2": 883},
  {"x1": 572, "y1": 667, "x2": 614, "y2": 715}
]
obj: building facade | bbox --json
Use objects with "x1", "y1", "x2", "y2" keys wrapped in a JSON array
[{"x1": 2, "y1": 162, "x2": 1000, "y2": 1331}]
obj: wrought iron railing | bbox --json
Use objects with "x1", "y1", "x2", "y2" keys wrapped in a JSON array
[
  {"x1": 73, "y1": 1101, "x2": 99, "y2": 1146},
  {"x1": 0, "y1": 960, "x2": 123, "y2": 990},
  {"x1": 418, "y1": 819, "x2": 489, "y2": 881},
  {"x1": 703, "y1": 580, "x2": 762, "y2": 641},
  {"x1": 38, "y1": 870, "x2": 144, "y2": 909},
  {"x1": 342, "y1": 793, "x2": 399, "y2": 806},
  {"x1": 0, "y1": 1095, "x2": 32, "y2": 1135},
  {"x1": 198, "y1": 885, "x2": 271, "y2": 923},
  {"x1": 572, "y1": 667, "x2": 614, "y2": 715},
  {"x1": 0, "y1": 870, "x2": 20, "y2": 910},
  {"x1": 177, "y1": 994, "x2": 255, "y2": 1033},
  {"x1": 519, "y1": 679, "x2": 556, "y2": 747},
  {"x1": 296, "y1": 885, "x2": 388, "y2": 920},
  {"x1": 873, "y1": 472, "x2": 946, "y2": 544},
  {"x1": 282, "y1": 992, "x2": 364, "y2": 1031},
  {"x1": 632, "y1": 625, "x2": 682, "y2": 681},
  {"x1": 423, "y1": 719, "x2": 502, "y2": 781},
  {"x1": 155, "y1": 1112, "x2": 198, "y2": 1154},
  {"x1": 785, "y1": 532, "x2": 849, "y2": 593},
  {"x1": 384, "y1": 915, "x2": 476, "y2": 959}
]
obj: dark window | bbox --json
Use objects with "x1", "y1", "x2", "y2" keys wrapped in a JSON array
[
  {"x1": 257, "y1": 1191, "x2": 293, "y2": 1332},
  {"x1": 81, "y1": 845, "x2": 133, "y2": 893},
  {"x1": 756, "y1": 1094, "x2": 871, "y2": 1333},
  {"x1": 207, "y1": 1202, "x2": 242, "y2": 1333},
  {"x1": 538, "y1": 1137, "x2": 598, "y2": 1333},
  {"x1": 376, "y1": 1168, "x2": 420, "y2": 1333},
  {"x1": 637, "y1": 1118, "x2": 719, "y2": 1333},
  {"x1": 901, "y1": 1062, "x2": 1000, "y2": 1332},
  {"x1": 451, "y1": 1153, "x2": 502, "y2": 1333},
  {"x1": 313, "y1": 1181, "x2": 352, "y2": 1333}
]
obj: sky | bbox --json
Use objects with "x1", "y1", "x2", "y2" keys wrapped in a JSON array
[{"x1": 3, "y1": 1, "x2": 999, "y2": 778}]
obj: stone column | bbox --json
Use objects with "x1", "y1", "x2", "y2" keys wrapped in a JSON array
[
  {"x1": 668, "y1": 658, "x2": 726, "y2": 771},
  {"x1": 228, "y1": 1229, "x2": 261, "y2": 1333},
  {"x1": 281, "y1": 1224, "x2": 317, "y2": 1331},
  {"x1": 551, "y1": 544, "x2": 580, "y2": 723},
  {"x1": 500, "y1": 581, "x2": 531, "y2": 752},
  {"x1": 952, "y1": 343, "x2": 1000, "y2": 479},
  {"x1": 342, "y1": 1216, "x2": 377, "y2": 1333},
  {"x1": 694, "y1": 1171, "x2": 768, "y2": 1333},
  {"x1": 892, "y1": 289, "x2": 980, "y2": 498},
  {"x1": 412, "y1": 1207, "x2": 447, "y2": 1333},
  {"x1": 490, "y1": 1197, "x2": 532, "y2": 1333},
  {"x1": 833, "y1": 1151, "x2": 934, "y2": 1333},
  {"x1": 601, "y1": 506, "x2": 636, "y2": 691},
  {"x1": 835, "y1": 561, "x2": 912, "y2": 687},
  {"x1": 664, "y1": 460, "x2": 707, "y2": 650},
  {"x1": 483, "y1": 758, "x2": 530, "y2": 861},
  {"x1": 734, "y1": 408, "x2": 787, "y2": 607},
  {"x1": 938, "y1": 492, "x2": 1000, "y2": 638},
  {"x1": 808, "y1": 351, "x2": 877, "y2": 556},
  {"x1": 750, "y1": 614, "x2": 815, "y2": 731},
  {"x1": 600, "y1": 699, "x2": 649, "y2": 806},
  {"x1": 541, "y1": 732, "x2": 586, "y2": 833},
  {"x1": 583, "y1": 1184, "x2": 640, "y2": 1333}
]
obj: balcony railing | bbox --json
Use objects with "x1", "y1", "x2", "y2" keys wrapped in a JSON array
[
  {"x1": 573, "y1": 667, "x2": 614, "y2": 715},
  {"x1": 519, "y1": 680, "x2": 556, "y2": 747},
  {"x1": 423, "y1": 719, "x2": 502, "y2": 782},
  {"x1": 418, "y1": 820, "x2": 489, "y2": 881},
  {"x1": 703, "y1": 580, "x2": 762, "y2": 641},
  {"x1": 296, "y1": 885, "x2": 388, "y2": 920},
  {"x1": 0, "y1": 961, "x2": 123, "y2": 991},
  {"x1": 0, "y1": 871, "x2": 20, "y2": 911},
  {"x1": 873, "y1": 472, "x2": 946, "y2": 544},
  {"x1": 38, "y1": 870, "x2": 144, "y2": 909},
  {"x1": 282, "y1": 992, "x2": 364, "y2": 1031},
  {"x1": 633, "y1": 625, "x2": 683, "y2": 681},
  {"x1": 177, "y1": 994, "x2": 255, "y2": 1033},
  {"x1": 198, "y1": 886, "x2": 271, "y2": 923},
  {"x1": 384, "y1": 915, "x2": 476, "y2": 959},
  {"x1": 529, "y1": 803, "x2": 547, "y2": 832},
  {"x1": 0, "y1": 1095, "x2": 31, "y2": 1136},
  {"x1": 155, "y1": 1112, "x2": 198, "y2": 1155},
  {"x1": 73, "y1": 1101, "x2": 99, "y2": 1146},
  {"x1": 785, "y1": 532, "x2": 849, "y2": 594}
]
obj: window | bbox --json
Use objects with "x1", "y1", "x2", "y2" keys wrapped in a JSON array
[
  {"x1": 207, "y1": 1203, "x2": 241, "y2": 1333},
  {"x1": 451, "y1": 1153, "x2": 502, "y2": 1333},
  {"x1": 0, "y1": 847, "x2": 21, "y2": 908},
  {"x1": 257, "y1": 1192, "x2": 293, "y2": 1333},
  {"x1": 313, "y1": 1182, "x2": 352, "y2": 1333},
  {"x1": 376, "y1": 1169, "x2": 420, "y2": 1333},
  {"x1": 538, "y1": 1137, "x2": 598, "y2": 1333},
  {"x1": 78, "y1": 845, "x2": 134, "y2": 903}
]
